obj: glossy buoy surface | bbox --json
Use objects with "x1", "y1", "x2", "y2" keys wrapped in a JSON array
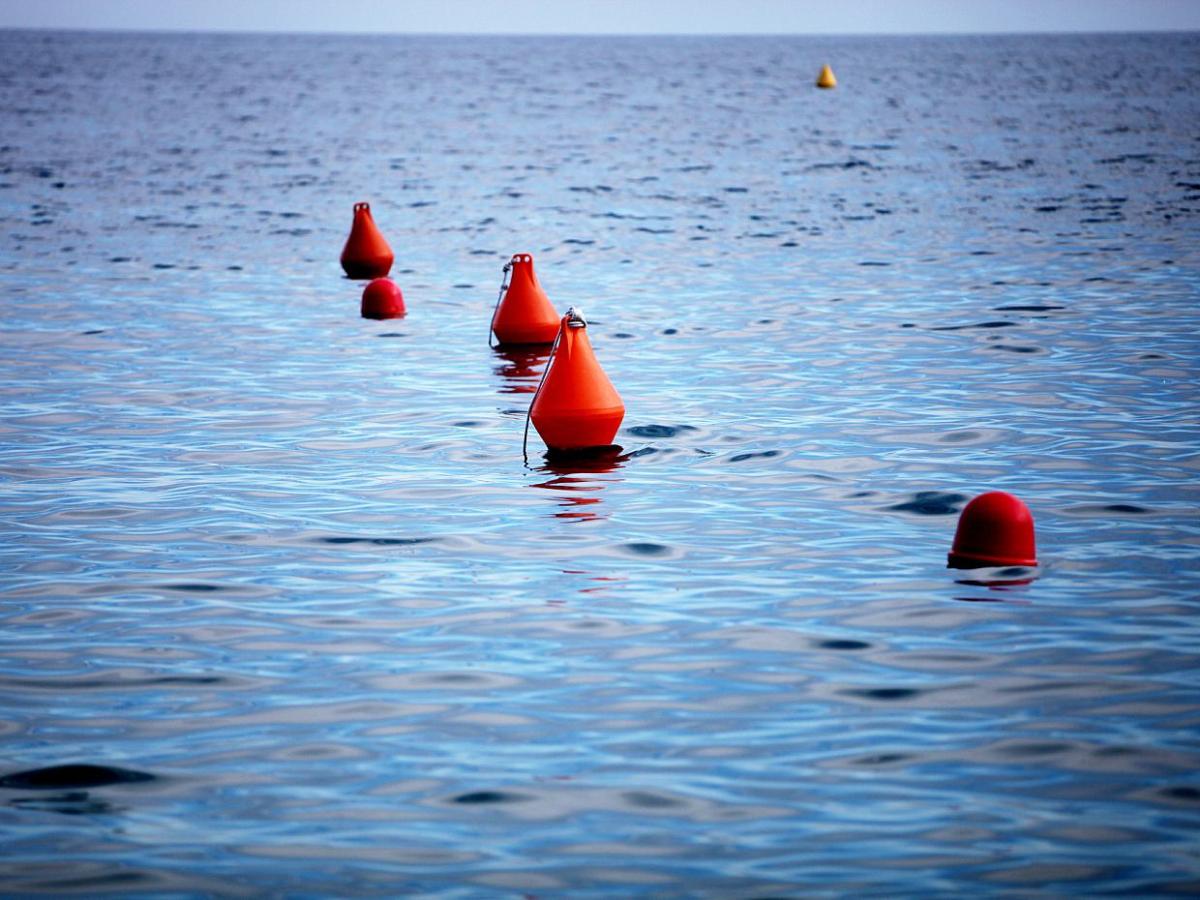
[
  {"x1": 360, "y1": 277, "x2": 405, "y2": 320},
  {"x1": 948, "y1": 491, "x2": 1038, "y2": 569},
  {"x1": 530, "y1": 310, "x2": 624, "y2": 453},
  {"x1": 340, "y1": 202, "x2": 394, "y2": 279},
  {"x1": 491, "y1": 253, "x2": 560, "y2": 346},
  {"x1": 816, "y1": 63, "x2": 837, "y2": 89}
]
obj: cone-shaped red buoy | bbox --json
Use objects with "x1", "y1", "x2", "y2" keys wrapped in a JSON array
[
  {"x1": 948, "y1": 491, "x2": 1038, "y2": 569},
  {"x1": 529, "y1": 308, "x2": 624, "y2": 453},
  {"x1": 340, "y1": 202, "x2": 394, "y2": 279},
  {"x1": 491, "y1": 253, "x2": 560, "y2": 346},
  {"x1": 361, "y1": 277, "x2": 405, "y2": 319}
]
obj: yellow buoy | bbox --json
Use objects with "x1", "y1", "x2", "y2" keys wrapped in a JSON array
[{"x1": 816, "y1": 64, "x2": 837, "y2": 89}]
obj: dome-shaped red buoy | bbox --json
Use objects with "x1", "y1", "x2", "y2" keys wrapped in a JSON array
[
  {"x1": 340, "y1": 202, "x2": 394, "y2": 279},
  {"x1": 948, "y1": 491, "x2": 1038, "y2": 569},
  {"x1": 361, "y1": 277, "x2": 405, "y2": 320},
  {"x1": 529, "y1": 308, "x2": 624, "y2": 453},
  {"x1": 491, "y1": 253, "x2": 560, "y2": 346}
]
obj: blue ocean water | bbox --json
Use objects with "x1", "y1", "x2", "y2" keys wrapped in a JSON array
[{"x1": 1, "y1": 28, "x2": 1199, "y2": 895}]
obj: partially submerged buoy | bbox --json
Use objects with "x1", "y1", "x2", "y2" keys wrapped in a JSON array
[
  {"x1": 491, "y1": 253, "x2": 560, "y2": 346},
  {"x1": 528, "y1": 307, "x2": 625, "y2": 454},
  {"x1": 948, "y1": 491, "x2": 1038, "y2": 569},
  {"x1": 340, "y1": 202, "x2": 394, "y2": 279},
  {"x1": 816, "y1": 64, "x2": 837, "y2": 89},
  {"x1": 361, "y1": 277, "x2": 405, "y2": 320}
]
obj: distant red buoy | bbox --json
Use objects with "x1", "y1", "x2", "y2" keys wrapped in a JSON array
[
  {"x1": 491, "y1": 253, "x2": 560, "y2": 346},
  {"x1": 948, "y1": 491, "x2": 1038, "y2": 569},
  {"x1": 529, "y1": 308, "x2": 624, "y2": 453},
  {"x1": 361, "y1": 277, "x2": 405, "y2": 319},
  {"x1": 340, "y1": 202, "x2": 393, "y2": 279}
]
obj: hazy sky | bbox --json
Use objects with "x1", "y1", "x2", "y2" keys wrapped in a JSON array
[{"x1": 1, "y1": 0, "x2": 1198, "y2": 34}]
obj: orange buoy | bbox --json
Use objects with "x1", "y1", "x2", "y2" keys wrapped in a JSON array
[
  {"x1": 948, "y1": 491, "x2": 1038, "y2": 569},
  {"x1": 361, "y1": 277, "x2": 405, "y2": 319},
  {"x1": 490, "y1": 253, "x2": 560, "y2": 346},
  {"x1": 816, "y1": 63, "x2": 837, "y2": 89},
  {"x1": 340, "y1": 202, "x2": 394, "y2": 279},
  {"x1": 529, "y1": 308, "x2": 625, "y2": 454}
]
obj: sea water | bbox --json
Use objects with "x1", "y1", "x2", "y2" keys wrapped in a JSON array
[{"x1": 1, "y1": 29, "x2": 1198, "y2": 895}]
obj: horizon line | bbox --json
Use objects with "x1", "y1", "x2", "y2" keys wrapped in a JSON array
[{"x1": 2, "y1": 24, "x2": 1197, "y2": 38}]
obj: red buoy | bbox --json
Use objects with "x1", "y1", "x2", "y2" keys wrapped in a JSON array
[
  {"x1": 361, "y1": 277, "x2": 405, "y2": 319},
  {"x1": 948, "y1": 491, "x2": 1038, "y2": 569},
  {"x1": 529, "y1": 308, "x2": 624, "y2": 453},
  {"x1": 340, "y1": 202, "x2": 394, "y2": 279},
  {"x1": 491, "y1": 253, "x2": 560, "y2": 346}
]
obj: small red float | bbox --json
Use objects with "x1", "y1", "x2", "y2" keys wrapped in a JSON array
[
  {"x1": 948, "y1": 491, "x2": 1038, "y2": 569},
  {"x1": 361, "y1": 277, "x2": 405, "y2": 320}
]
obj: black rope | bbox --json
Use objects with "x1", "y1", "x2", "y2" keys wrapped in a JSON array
[
  {"x1": 522, "y1": 320, "x2": 565, "y2": 465},
  {"x1": 488, "y1": 260, "x2": 512, "y2": 349}
]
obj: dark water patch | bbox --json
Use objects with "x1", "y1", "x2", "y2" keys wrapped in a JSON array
[
  {"x1": 452, "y1": 790, "x2": 530, "y2": 805},
  {"x1": 316, "y1": 536, "x2": 435, "y2": 546},
  {"x1": 844, "y1": 687, "x2": 925, "y2": 702},
  {"x1": 626, "y1": 424, "x2": 697, "y2": 439},
  {"x1": 939, "y1": 430, "x2": 981, "y2": 443},
  {"x1": 622, "y1": 791, "x2": 684, "y2": 809},
  {"x1": 23, "y1": 868, "x2": 154, "y2": 889},
  {"x1": 807, "y1": 159, "x2": 874, "y2": 171},
  {"x1": 152, "y1": 263, "x2": 175, "y2": 269},
  {"x1": 10, "y1": 791, "x2": 120, "y2": 815},
  {"x1": 612, "y1": 332, "x2": 635, "y2": 339},
  {"x1": 163, "y1": 582, "x2": 225, "y2": 592},
  {"x1": 0, "y1": 764, "x2": 156, "y2": 790},
  {"x1": 1062, "y1": 503, "x2": 1152, "y2": 517},
  {"x1": 662, "y1": 327, "x2": 677, "y2": 334},
  {"x1": 989, "y1": 344, "x2": 1043, "y2": 353},
  {"x1": 931, "y1": 321, "x2": 1016, "y2": 331},
  {"x1": 858, "y1": 260, "x2": 890, "y2": 266},
  {"x1": 452, "y1": 420, "x2": 483, "y2": 427},
  {"x1": 729, "y1": 450, "x2": 781, "y2": 463},
  {"x1": 817, "y1": 639, "x2": 871, "y2": 651},
  {"x1": 1098, "y1": 153, "x2": 1156, "y2": 165},
  {"x1": 108, "y1": 256, "x2": 132, "y2": 263},
  {"x1": 2, "y1": 675, "x2": 224, "y2": 690},
  {"x1": 994, "y1": 304, "x2": 1065, "y2": 312},
  {"x1": 453, "y1": 283, "x2": 473, "y2": 289},
  {"x1": 852, "y1": 752, "x2": 912, "y2": 766},
  {"x1": 622, "y1": 542, "x2": 671, "y2": 557},
  {"x1": 376, "y1": 331, "x2": 406, "y2": 337},
  {"x1": 82, "y1": 329, "x2": 104, "y2": 335},
  {"x1": 1158, "y1": 786, "x2": 1200, "y2": 804},
  {"x1": 886, "y1": 491, "x2": 967, "y2": 516}
]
